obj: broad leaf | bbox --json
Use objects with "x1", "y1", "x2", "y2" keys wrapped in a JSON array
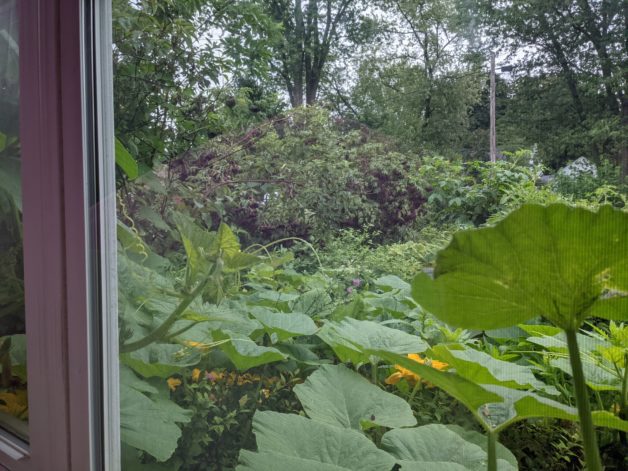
[
  {"x1": 376, "y1": 351, "x2": 502, "y2": 421},
  {"x1": 121, "y1": 343, "x2": 201, "y2": 378},
  {"x1": 376, "y1": 351, "x2": 628, "y2": 433},
  {"x1": 381, "y1": 424, "x2": 518, "y2": 471},
  {"x1": 115, "y1": 138, "x2": 139, "y2": 180},
  {"x1": 412, "y1": 205, "x2": 628, "y2": 330},
  {"x1": 480, "y1": 385, "x2": 628, "y2": 433},
  {"x1": 120, "y1": 381, "x2": 191, "y2": 462},
  {"x1": 172, "y1": 213, "x2": 215, "y2": 288},
  {"x1": 250, "y1": 307, "x2": 318, "y2": 341},
  {"x1": 237, "y1": 411, "x2": 396, "y2": 471},
  {"x1": 294, "y1": 364, "x2": 416, "y2": 430},
  {"x1": 374, "y1": 275, "x2": 411, "y2": 293},
  {"x1": 318, "y1": 318, "x2": 428, "y2": 365},
  {"x1": 213, "y1": 330, "x2": 286, "y2": 370},
  {"x1": 431, "y1": 345, "x2": 558, "y2": 394},
  {"x1": 212, "y1": 222, "x2": 241, "y2": 257}
]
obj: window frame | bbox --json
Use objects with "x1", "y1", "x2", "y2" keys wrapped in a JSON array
[{"x1": 0, "y1": 1, "x2": 114, "y2": 469}]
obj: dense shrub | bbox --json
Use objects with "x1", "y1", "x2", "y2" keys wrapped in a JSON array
[{"x1": 164, "y1": 107, "x2": 429, "y2": 243}]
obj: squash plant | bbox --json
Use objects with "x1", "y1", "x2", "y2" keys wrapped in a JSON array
[
  {"x1": 318, "y1": 317, "x2": 628, "y2": 470},
  {"x1": 239, "y1": 364, "x2": 519, "y2": 470},
  {"x1": 411, "y1": 204, "x2": 628, "y2": 470},
  {"x1": 117, "y1": 214, "x2": 330, "y2": 464}
]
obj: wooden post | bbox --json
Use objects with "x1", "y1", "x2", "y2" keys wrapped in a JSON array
[{"x1": 490, "y1": 52, "x2": 497, "y2": 163}]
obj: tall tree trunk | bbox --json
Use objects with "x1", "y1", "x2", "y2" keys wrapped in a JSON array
[
  {"x1": 290, "y1": 0, "x2": 306, "y2": 107},
  {"x1": 577, "y1": 0, "x2": 620, "y2": 115},
  {"x1": 540, "y1": 14, "x2": 585, "y2": 121}
]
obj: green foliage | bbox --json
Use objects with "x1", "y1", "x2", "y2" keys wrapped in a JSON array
[
  {"x1": 294, "y1": 364, "x2": 417, "y2": 431},
  {"x1": 412, "y1": 203, "x2": 628, "y2": 470},
  {"x1": 162, "y1": 107, "x2": 429, "y2": 242},
  {"x1": 318, "y1": 318, "x2": 428, "y2": 365},
  {"x1": 113, "y1": 0, "x2": 280, "y2": 167},
  {"x1": 120, "y1": 366, "x2": 192, "y2": 462},
  {"x1": 239, "y1": 364, "x2": 518, "y2": 470},
  {"x1": 412, "y1": 204, "x2": 628, "y2": 330},
  {"x1": 168, "y1": 367, "x2": 303, "y2": 470},
  {"x1": 381, "y1": 424, "x2": 518, "y2": 471},
  {"x1": 238, "y1": 411, "x2": 397, "y2": 471}
]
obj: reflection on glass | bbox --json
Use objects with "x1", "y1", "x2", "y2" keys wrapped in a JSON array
[{"x1": 0, "y1": 0, "x2": 28, "y2": 440}]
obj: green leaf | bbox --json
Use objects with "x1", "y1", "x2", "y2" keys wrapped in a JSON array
[
  {"x1": 376, "y1": 351, "x2": 502, "y2": 420},
  {"x1": 318, "y1": 318, "x2": 428, "y2": 365},
  {"x1": 412, "y1": 205, "x2": 628, "y2": 330},
  {"x1": 480, "y1": 385, "x2": 628, "y2": 432},
  {"x1": 294, "y1": 364, "x2": 417, "y2": 431},
  {"x1": 212, "y1": 222, "x2": 241, "y2": 257},
  {"x1": 291, "y1": 288, "x2": 332, "y2": 317},
  {"x1": 115, "y1": 138, "x2": 139, "y2": 180},
  {"x1": 172, "y1": 213, "x2": 215, "y2": 288},
  {"x1": 213, "y1": 330, "x2": 286, "y2": 370},
  {"x1": 431, "y1": 345, "x2": 558, "y2": 394},
  {"x1": 381, "y1": 424, "x2": 518, "y2": 471},
  {"x1": 121, "y1": 343, "x2": 201, "y2": 378},
  {"x1": 236, "y1": 411, "x2": 396, "y2": 471},
  {"x1": 250, "y1": 307, "x2": 318, "y2": 341},
  {"x1": 120, "y1": 382, "x2": 191, "y2": 462},
  {"x1": 520, "y1": 326, "x2": 622, "y2": 391},
  {"x1": 224, "y1": 251, "x2": 262, "y2": 271},
  {"x1": 374, "y1": 275, "x2": 411, "y2": 293}
]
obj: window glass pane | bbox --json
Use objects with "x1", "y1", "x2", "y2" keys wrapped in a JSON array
[
  {"x1": 0, "y1": 0, "x2": 28, "y2": 441},
  {"x1": 111, "y1": 1, "x2": 627, "y2": 470}
]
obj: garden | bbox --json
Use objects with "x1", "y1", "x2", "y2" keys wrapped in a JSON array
[
  {"x1": 99, "y1": 0, "x2": 628, "y2": 468},
  {"x1": 1, "y1": 0, "x2": 627, "y2": 469}
]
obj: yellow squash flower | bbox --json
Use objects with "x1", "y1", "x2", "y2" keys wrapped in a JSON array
[
  {"x1": 385, "y1": 353, "x2": 448, "y2": 386},
  {"x1": 191, "y1": 368, "x2": 201, "y2": 382},
  {"x1": 167, "y1": 377, "x2": 182, "y2": 391},
  {"x1": 183, "y1": 340, "x2": 210, "y2": 353}
]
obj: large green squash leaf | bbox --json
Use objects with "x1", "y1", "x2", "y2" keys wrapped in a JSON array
[
  {"x1": 378, "y1": 351, "x2": 628, "y2": 433},
  {"x1": 519, "y1": 325, "x2": 623, "y2": 391},
  {"x1": 294, "y1": 364, "x2": 416, "y2": 431},
  {"x1": 412, "y1": 205, "x2": 628, "y2": 330},
  {"x1": 236, "y1": 411, "x2": 396, "y2": 471},
  {"x1": 250, "y1": 307, "x2": 318, "y2": 341},
  {"x1": 376, "y1": 351, "x2": 502, "y2": 422},
  {"x1": 318, "y1": 318, "x2": 428, "y2": 365},
  {"x1": 120, "y1": 373, "x2": 191, "y2": 462},
  {"x1": 431, "y1": 345, "x2": 558, "y2": 394},
  {"x1": 121, "y1": 343, "x2": 201, "y2": 378},
  {"x1": 381, "y1": 424, "x2": 518, "y2": 470},
  {"x1": 213, "y1": 330, "x2": 286, "y2": 370}
]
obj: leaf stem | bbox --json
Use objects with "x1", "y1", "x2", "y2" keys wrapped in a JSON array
[
  {"x1": 408, "y1": 380, "x2": 422, "y2": 403},
  {"x1": 619, "y1": 352, "x2": 628, "y2": 445},
  {"x1": 120, "y1": 278, "x2": 210, "y2": 353},
  {"x1": 487, "y1": 430, "x2": 497, "y2": 471},
  {"x1": 565, "y1": 328, "x2": 603, "y2": 471}
]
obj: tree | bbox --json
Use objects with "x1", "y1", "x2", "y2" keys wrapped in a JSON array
[
  {"x1": 112, "y1": 0, "x2": 278, "y2": 167},
  {"x1": 476, "y1": 0, "x2": 627, "y2": 171},
  {"x1": 266, "y1": 0, "x2": 359, "y2": 107},
  {"x1": 350, "y1": 0, "x2": 483, "y2": 153}
]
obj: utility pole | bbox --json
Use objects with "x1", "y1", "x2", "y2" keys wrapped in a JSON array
[{"x1": 489, "y1": 52, "x2": 497, "y2": 163}]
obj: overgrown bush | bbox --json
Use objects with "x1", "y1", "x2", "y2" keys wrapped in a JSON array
[{"x1": 162, "y1": 107, "x2": 429, "y2": 243}]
